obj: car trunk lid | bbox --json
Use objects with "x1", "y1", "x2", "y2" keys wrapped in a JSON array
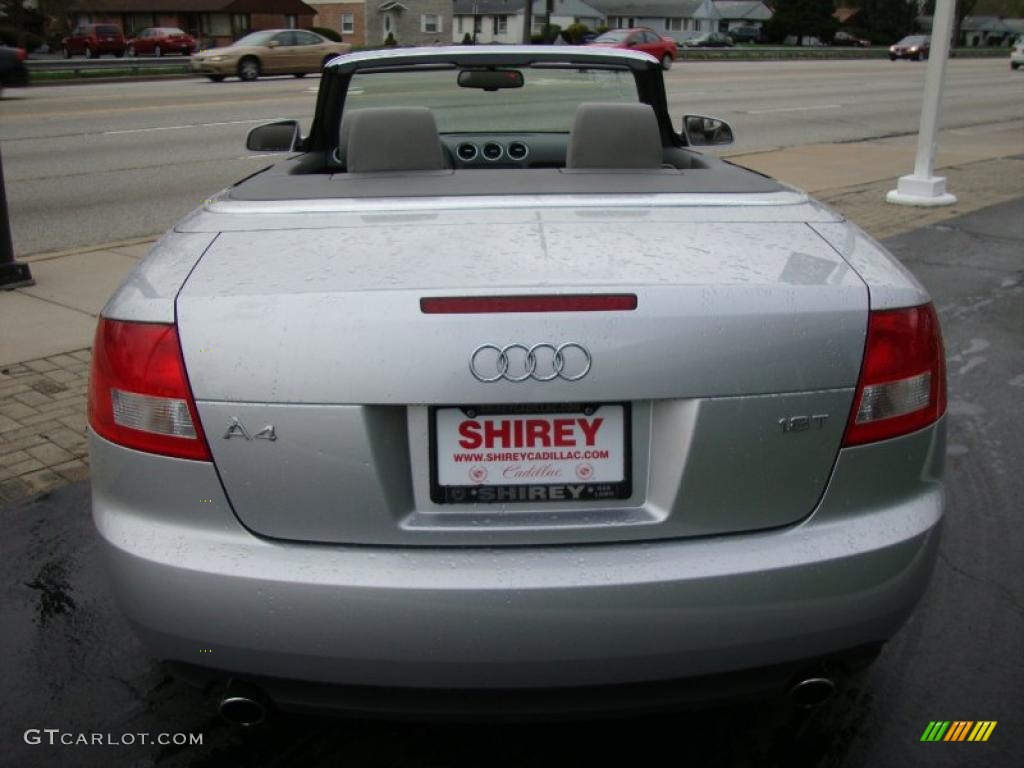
[{"x1": 176, "y1": 207, "x2": 867, "y2": 546}]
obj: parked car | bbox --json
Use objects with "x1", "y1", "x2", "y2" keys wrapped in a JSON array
[
  {"x1": 127, "y1": 27, "x2": 196, "y2": 57},
  {"x1": 1011, "y1": 37, "x2": 1023, "y2": 70},
  {"x1": 190, "y1": 29, "x2": 351, "y2": 82},
  {"x1": 890, "y1": 35, "x2": 930, "y2": 61},
  {"x1": 586, "y1": 27, "x2": 678, "y2": 69},
  {"x1": 729, "y1": 25, "x2": 763, "y2": 44},
  {"x1": 61, "y1": 23, "x2": 127, "y2": 58},
  {"x1": 683, "y1": 32, "x2": 734, "y2": 48},
  {"x1": 783, "y1": 35, "x2": 826, "y2": 46},
  {"x1": 90, "y1": 45, "x2": 947, "y2": 721},
  {"x1": 833, "y1": 30, "x2": 871, "y2": 47},
  {"x1": 0, "y1": 45, "x2": 28, "y2": 98}
]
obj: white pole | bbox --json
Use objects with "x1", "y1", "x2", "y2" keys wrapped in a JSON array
[{"x1": 886, "y1": 0, "x2": 958, "y2": 207}]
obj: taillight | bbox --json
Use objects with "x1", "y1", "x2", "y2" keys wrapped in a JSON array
[
  {"x1": 843, "y1": 304, "x2": 946, "y2": 446},
  {"x1": 15, "y1": 47, "x2": 27, "y2": 62},
  {"x1": 88, "y1": 318, "x2": 211, "y2": 461}
]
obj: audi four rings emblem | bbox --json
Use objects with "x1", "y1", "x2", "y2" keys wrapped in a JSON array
[{"x1": 470, "y1": 343, "x2": 592, "y2": 383}]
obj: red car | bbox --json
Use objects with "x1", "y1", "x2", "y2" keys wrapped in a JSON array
[
  {"x1": 61, "y1": 23, "x2": 127, "y2": 58},
  {"x1": 127, "y1": 27, "x2": 196, "y2": 57},
  {"x1": 586, "y1": 27, "x2": 679, "y2": 69}
]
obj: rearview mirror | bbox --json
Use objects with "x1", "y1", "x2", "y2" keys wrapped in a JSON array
[
  {"x1": 246, "y1": 120, "x2": 301, "y2": 152},
  {"x1": 681, "y1": 114, "x2": 735, "y2": 147},
  {"x1": 457, "y1": 69, "x2": 524, "y2": 91}
]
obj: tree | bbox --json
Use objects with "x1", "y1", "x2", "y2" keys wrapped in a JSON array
[
  {"x1": 0, "y1": 0, "x2": 31, "y2": 47},
  {"x1": 922, "y1": 0, "x2": 980, "y2": 46},
  {"x1": 858, "y1": 0, "x2": 919, "y2": 45},
  {"x1": 765, "y1": 0, "x2": 837, "y2": 45},
  {"x1": 522, "y1": 0, "x2": 533, "y2": 44}
]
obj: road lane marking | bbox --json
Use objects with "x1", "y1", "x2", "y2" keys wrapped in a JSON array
[
  {"x1": 746, "y1": 104, "x2": 843, "y2": 114},
  {"x1": 103, "y1": 118, "x2": 281, "y2": 135}
]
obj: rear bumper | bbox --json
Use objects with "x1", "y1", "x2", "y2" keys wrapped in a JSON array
[
  {"x1": 168, "y1": 643, "x2": 883, "y2": 718},
  {"x1": 90, "y1": 420, "x2": 944, "y2": 706}
]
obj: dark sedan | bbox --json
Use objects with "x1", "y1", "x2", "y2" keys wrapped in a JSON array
[
  {"x1": 683, "y1": 32, "x2": 734, "y2": 48},
  {"x1": 890, "y1": 35, "x2": 929, "y2": 60},
  {"x1": 729, "y1": 25, "x2": 763, "y2": 44},
  {"x1": 0, "y1": 45, "x2": 28, "y2": 97},
  {"x1": 834, "y1": 30, "x2": 871, "y2": 47}
]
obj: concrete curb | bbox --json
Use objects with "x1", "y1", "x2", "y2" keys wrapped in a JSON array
[{"x1": 23, "y1": 235, "x2": 159, "y2": 262}]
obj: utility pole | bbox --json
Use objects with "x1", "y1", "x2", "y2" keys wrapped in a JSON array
[
  {"x1": 886, "y1": 0, "x2": 958, "y2": 206},
  {"x1": 523, "y1": 0, "x2": 533, "y2": 43},
  {"x1": 0, "y1": 146, "x2": 34, "y2": 289}
]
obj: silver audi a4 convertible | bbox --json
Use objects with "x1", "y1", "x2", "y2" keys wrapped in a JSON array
[{"x1": 88, "y1": 47, "x2": 947, "y2": 720}]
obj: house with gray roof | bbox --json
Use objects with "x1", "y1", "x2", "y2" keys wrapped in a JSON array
[
  {"x1": 917, "y1": 13, "x2": 1021, "y2": 47},
  {"x1": 586, "y1": 0, "x2": 719, "y2": 41},
  {"x1": 712, "y1": 1, "x2": 770, "y2": 33},
  {"x1": 451, "y1": 0, "x2": 604, "y2": 44}
]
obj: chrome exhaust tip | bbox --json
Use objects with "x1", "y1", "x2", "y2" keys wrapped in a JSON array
[
  {"x1": 219, "y1": 679, "x2": 268, "y2": 726},
  {"x1": 788, "y1": 676, "x2": 837, "y2": 708}
]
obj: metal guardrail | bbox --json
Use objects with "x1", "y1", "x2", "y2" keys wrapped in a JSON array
[
  {"x1": 22, "y1": 46, "x2": 1008, "y2": 77},
  {"x1": 25, "y1": 58, "x2": 191, "y2": 75},
  {"x1": 677, "y1": 46, "x2": 1010, "y2": 61}
]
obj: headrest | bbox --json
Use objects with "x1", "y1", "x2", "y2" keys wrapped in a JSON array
[
  {"x1": 342, "y1": 107, "x2": 447, "y2": 173},
  {"x1": 566, "y1": 102, "x2": 664, "y2": 170}
]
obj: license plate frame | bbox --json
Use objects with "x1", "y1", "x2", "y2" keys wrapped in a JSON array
[{"x1": 429, "y1": 403, "x2": 632, "y2": 504}]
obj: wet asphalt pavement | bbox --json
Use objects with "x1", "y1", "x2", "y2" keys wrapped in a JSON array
[{"x1": 2, "y1": 199, "x2": 1022, "y2": 768}]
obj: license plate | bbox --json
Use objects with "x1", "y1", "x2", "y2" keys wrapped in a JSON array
[{"x1": 430, "y1": 404, "x2": 630, "y2": 504}]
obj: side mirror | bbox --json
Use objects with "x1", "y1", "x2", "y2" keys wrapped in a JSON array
[
  {"x1": 246, "y1": 120, "x2": 301, "y2": 152},
  {"x1": 681, "y1": 114, "x2": 735, "y2": 147},
  {"x1": 268, "y1": 40, "x2": 279, "y2": 48}
]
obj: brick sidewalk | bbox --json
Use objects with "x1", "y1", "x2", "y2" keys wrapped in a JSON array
[
  {"x1": 0, "y1": 351, "x2": 91, "y2": 503},
  {"x1": 1, "y1": 154, "x2": 1022, "y2": 505},
  {"x1": 816, "y1": 156, "x2": 1024, "y2": 240}
]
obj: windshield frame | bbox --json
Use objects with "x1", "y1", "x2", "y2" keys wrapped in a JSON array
[{"x1": 308, "y1": 48, "x2": 678, "y2": 153}]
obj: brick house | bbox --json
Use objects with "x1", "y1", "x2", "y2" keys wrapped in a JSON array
[
  {"x1": 68, "y1": 0, "x2": 317, "y2": 47},
  {"x1": 304, "y1": 0, "x2": 366, "y2": 45}
]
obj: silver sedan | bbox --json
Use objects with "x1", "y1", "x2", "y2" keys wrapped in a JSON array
[{"x1": 88, "y1": 47, "x2": 946, "y2": 723}]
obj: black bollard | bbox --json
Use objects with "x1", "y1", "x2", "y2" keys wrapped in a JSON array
[{"x1": 0, "y1": 145, "x2": 34, "y2": 289}]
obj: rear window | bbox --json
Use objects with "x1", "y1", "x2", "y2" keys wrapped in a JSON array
[
  {"x1": 164, "y1": 28, "x2": 186, "y2": 35},
  {"x1": 97, "y1": 26, "x2": 121, "y2": 35}
]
